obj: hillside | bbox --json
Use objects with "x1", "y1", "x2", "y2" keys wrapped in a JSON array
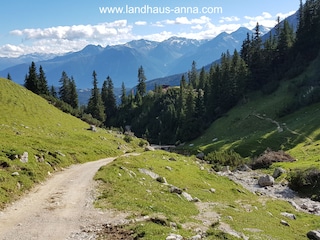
[
  {"x1": 0, "y1": 78, "x2": 141, "y2": 207},
  {"x1": 187, "y1": 52, "x2": 320, "y2": 162},
  {"x1": 91, "y1": 150, "x2": 320, "y2": 239}
]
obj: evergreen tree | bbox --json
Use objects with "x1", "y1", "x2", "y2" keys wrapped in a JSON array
[
  {"x1": 50, "y1": 85, "x2": 57, "y2": 98},
  {"x1": 240, "y1": 33, "x2": 251, "y2": 64},
  {"x1": 68, "y1": 76, "x2": 78, "y2": 109},
  {"x1": 198, "y1": 67, "x2": 207, "y2": 90},
  {"x1": 59, "y1": 71, "x2": 70, "y2": 103},
  {"x1": 195, "y1": 89, "x2": 205, "y2": 118},
  {"x1": 295, "y1": 0, "x2": 320, "y2": 61},
  {"x1": 137, "y1": 66, "x2": 146, "y2": 97},
  {"x1": 101, "y1": 76, "x2": 117, "y2": 126},
  {"x1": 38, "y1": 65, "x2": 49, "y2": 95},
  {"x1": 188, "y1": 60, "x2": 198, "y2": 88},
  {"x1": 120, "y1": 82, "x2": 127, "y2": 106},
  {"x1": 87, "y1": 71, "x2": 105, "y2": 122},
  {"x1": 7, "y1": 73, "x2": 12, "y2": 81},
  {"x1": 185, "y1": 88, "x2": 195, "y2": 119},
  {"x1": 25, "y1": 62, "x2": 39, "y2": 93},
  {"x1": 277, "y1": 20, "x2": 295, "y2": 63},
  {"x1": 177, "y1": 75, "x2": 187, "y2": 120}
]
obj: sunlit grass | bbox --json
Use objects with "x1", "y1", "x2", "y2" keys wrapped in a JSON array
[
  {"x1": 94, "y1": 151, "x2": 320, "y2": 239},
  {"x1": 0, "y1": 78, "x2": 141, "y2": 208}
]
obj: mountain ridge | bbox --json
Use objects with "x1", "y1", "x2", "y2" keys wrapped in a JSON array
[{"x1": 0, "y1": 27, "x2": 254, "y2": 88}]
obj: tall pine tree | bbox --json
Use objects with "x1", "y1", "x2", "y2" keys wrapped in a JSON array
[
  {"x1": 101, "y1": 76, "x2": 117, "y2": 126},
  {"x1": 25, "y1": 62, "x2": 39, "y2": 94},
  {"x1": 137, "y1": 66, "x2": 146, "y2": 97},
  {"x1": 38, "y1": 65, "x2": 49, "y2": 95},
  {"x1": 87, "y1": 71, "x2": 105, "y2": 122}
]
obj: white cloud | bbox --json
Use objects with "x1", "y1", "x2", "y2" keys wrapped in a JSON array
[
  {"x1": 152, "y1": 21, "x2": 165, "y2": 27},
  {"x1": 10, "y1": 20, "x2": 129, "y2": 41},
  {"x1": 191, "y1": 25, "x2": 203, "y2": 30},
  {"x1": 1, "y1": 20, "x2": 136, "y2": 57},
  {"x1": 243, "y1": 12, "x2": 276, "y2": 29},
  {"x1": 138, "y1": 31, "x2": 174, "y2": 42},
  {"x1": 190, "y1": 16, "x2": 211, "y2": 25},
  {"x1": 175, "y1": 17, "x2": 191, "y2": 25},
  {"x1": 219, "y1": 16, "x2": 241, "y2": 23},
  {"x1": 135, "y1": 21, "x2": 147, "y2": 26},
  {"x1": 0, "y1": 44, "x2": 24, "y2": 57},
  {"x1": 276, "y1": 11, "x2": 296, "y2": 21},
  {"x1": 157, "y1": 16, "x2": 211, "y2": 26}
]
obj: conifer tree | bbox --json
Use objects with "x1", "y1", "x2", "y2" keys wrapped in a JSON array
[
  {"x1": 185, "y1": 88, "x2": 195, "y2": 119},
  {"x1": 87, "y1": 71, "x2": 105, "y2": 122},
  {"x1": 137, "y1": 66, "x2": 146, "y2": 97},
  {"x1": 68, "y1": 76, "x2": 78, "y2": 109},
  {"x1": 177, "y1": 75, "x2": 187, "y2": 120},
  {"x1": 101, "y1": 76, "x2": 117, "y2": 125},
  {"x1": 198, "y1": 67, "x2": 207, "y2": 90},
  {"x1": 188, "y1": 60, "x2": 198, "y2": 88},
  {"x1": 278, "y1": 20, "x2": 295, "y2": 62},
  {"x1": 120, "y1": 82, "x2": 127, "y2": 106},
  {"x1": 59, "y1": 71, "x2": 70, "y2": 104},
  {"x1": 38, "y1": 65, "x2": 49, "y2": 95},
  {"x1": 25, "y1": 62, "x2": 39, "y2": 94},
  {"x1": 7, "y1": 73, "x2": 12, "y2": 81},
  {"x1": 50, "y1": 85, "x2": 57, "y2": 98},
  {"x1": 240, "y1": 33, "x2": 251, "y2": 64}
]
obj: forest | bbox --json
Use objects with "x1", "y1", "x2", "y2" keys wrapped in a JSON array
[{"x1": 20, "y1": 0, "x2": 320, "y2": 145}]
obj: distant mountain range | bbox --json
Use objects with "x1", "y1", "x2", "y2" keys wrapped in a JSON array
[
  {"x1": 0, "y1": 11, "x2": 297, "y2": 90},
  {"x1": 0, "y1": 27, "x2": 257, "y2": 89}
]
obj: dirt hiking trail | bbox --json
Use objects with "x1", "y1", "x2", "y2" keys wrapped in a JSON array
[{"x1": 0, "y1": 156, "x2": 129, "y2": 240}]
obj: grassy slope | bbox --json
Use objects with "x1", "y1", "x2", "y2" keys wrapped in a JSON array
[
  {"x1": 95, "y1": 151, "x2": 320, "y2": 239},
  {"x1": 187, "y1": 53, "x2": 320, "y2": 170},
  {"x1": 0, "y1": 78, "x2": 141, "y2": 207}
]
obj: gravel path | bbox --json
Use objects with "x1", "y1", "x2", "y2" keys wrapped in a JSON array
[{"x1": 0, "y1": 157, "x2": 129, "y2": 240}]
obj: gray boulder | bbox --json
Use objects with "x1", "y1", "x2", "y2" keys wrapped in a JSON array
[
  {"x1": 237, "y1": 164, "x2": 252, "y2": 172},
  {"x1": 166, "y1": 234, "x2": 183, "y2": 240},
  {"x1": 169, "y1": 186, "x2": 183, "y2": 194},
  {"x1": 145, "y1": 146, "x2": 155, "y2": 151},
  {"x1": 281, "y1": 212, "x2": 296, "y2": 220},
  {"x1": 20, "y1": 152, "x2": 28, "y2": 163},
  {"x1": 196, "y1": 152, "x2": 205, "y2": 160},
  {"x1": 258, "y1": 175, "x2": 274, "y2": 187},
  {"x1": 89, "y1": 125, "x2": 97, "y2": 132},
  {"x1": 273, "y1": 167, "x2": 286, "y2": 178},
  {"x1": 307, "y1": 230, "x2": 320, "y2": 240}
]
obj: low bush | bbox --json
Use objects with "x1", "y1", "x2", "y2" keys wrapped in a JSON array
[
  {"x1": 251, "y1": 149, "x2": 295, "y2": 169},
  {"x1": 204, "y1": 150, "x2": 246, "y2": 171},
  {"x1": 287, "y1": 167, "x2": 320, "y2": 201}
]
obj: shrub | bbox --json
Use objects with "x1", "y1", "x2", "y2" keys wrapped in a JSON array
[
  {"x1": 287, "y1": 167, "x2": 320, "y2": 200},
  {"x1": 204, "y1": 150, "x2": 246, "y2": 171},
  {"x1": 124, "y1": 134, "x2": 133, "y2": 143},
  {"x1": 251, "y1": 149, "x2": 295, "y2": 170}
]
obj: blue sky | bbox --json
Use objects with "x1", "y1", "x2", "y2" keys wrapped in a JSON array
[{"x1": 0, "y1": 0, "x2": 301, "y2": 57}]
